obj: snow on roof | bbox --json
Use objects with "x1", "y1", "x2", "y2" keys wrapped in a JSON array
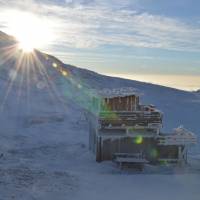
[
  {"x1": 173, "y1": 127, "x2": 197, "y2": 138},
  {"x1": 98, "y1": 87, "x2": 139, "y2": 98}
]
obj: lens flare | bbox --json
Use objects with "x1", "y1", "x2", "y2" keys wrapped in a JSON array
[
  {"x1": 150, "y1": 148, "x2": 158, "y2": 158},
  {"x1": 62, "y1": 70, "x2": 68, "y2": 77},
  {"x1": 134, "y1": 135, "x2": 143, "y2": 144},
  {"x1": 52, "y1": 63, "x2": 58, "y2": 68}
]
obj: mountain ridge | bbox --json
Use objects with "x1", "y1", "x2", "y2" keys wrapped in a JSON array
[
  {"x1": 0, "y1": 30, "x2": 199, "y2": 135},
  {"x1": 0, "y1": 30, "x2": 199, "y2": 200}
]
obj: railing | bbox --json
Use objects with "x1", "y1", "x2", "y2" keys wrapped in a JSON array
[
  {"x1": 112, "y1": 153, "x2": 149, "y2": 164},
  {"x1": 98, "y1": 111, "x2": 162, "y2": 129},
  {"x1": 157, "y1": 127, "x2": 197, "y2": 146},
  {"x1": 157, "y1": 135, "x2": 197, "y2": 146},
  {"x1": 99, "y1": 110, "x2": 162, "y2": 118}
]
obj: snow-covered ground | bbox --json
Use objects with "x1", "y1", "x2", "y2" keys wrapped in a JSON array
[{"x1": 0, "y1": 31, "x2": 200, "y2": 200}]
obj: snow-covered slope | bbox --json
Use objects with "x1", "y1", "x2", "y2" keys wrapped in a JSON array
[{"x1": 0, "y1": 31, "x2": 199, "y2": 200}]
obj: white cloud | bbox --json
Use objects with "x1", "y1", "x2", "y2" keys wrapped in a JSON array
[{"x1": 0, "y1": 0, "x2": 200, "y2": 52}]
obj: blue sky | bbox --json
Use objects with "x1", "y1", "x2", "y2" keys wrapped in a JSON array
[{"x1": 0, "y1": 0, "x2": 200, "y2": 90}]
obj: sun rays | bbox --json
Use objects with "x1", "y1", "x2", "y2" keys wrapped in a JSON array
[
  {"x1": 0, "y1": 23, "x2": 92, "y2": 115},
  {"x1": 0, "y1": 42, "x2": 71, "y2": 112}
]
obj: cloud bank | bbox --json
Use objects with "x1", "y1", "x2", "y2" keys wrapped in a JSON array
[{"x1": 0, "y1": 0, "x2": 200, "y2": 52}]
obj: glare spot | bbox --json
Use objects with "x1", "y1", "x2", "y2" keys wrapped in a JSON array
[
  {"x1": 150, "y1": 149, "x2": 158, "y2": 158},
  {"x1": 62, "y1": 70, "x2": 68, "y2": 76},
  {"x1": 134, "y1": 135, "x2": 143, "y2": 144},
  {"x1": 37, "y1": 81, "x2": 46, "y2": 90},
  {"x1": 52, "y1": 63, "x2": 58, "y2": 68},
  {"x1": 78, "y1": 84, "x2": 82, "y2": 89},
  {"x1": 160, "y1": 160, "x2": 168, "y2": 165},
  {"x1": 9, "y1": 69, "x2": 18, "y2": 81}
]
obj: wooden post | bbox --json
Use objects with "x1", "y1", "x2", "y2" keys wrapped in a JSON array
[
  {"x1": 127, "y1": 96, "x2": 129, "y2": 111},
  {"x1": 182, "y1": 146, "x2": 188, "y2": 164},
  {"x1": 96, "y1": 136, "x2": 102, "y2": 162},
  {"x1": 178, "y1": 146, "x2": 185, "y2": 166},
  {"x1": 135, "y1": 96, "x2": 137, "y2": 110},
  {"x1": 130, "y1": 96, "x2": 133, "y2": 111}
]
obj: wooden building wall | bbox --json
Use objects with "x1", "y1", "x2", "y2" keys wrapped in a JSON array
[
  {"x1": 95, "y1": 136, "x2": 180, "y2": 163},
  {"x1": 96, "y1": 137, "x2": 157, "y2": 162},
  {"x1": 102, "y1": 95, "x2": 139, "y2": 112},
  {"x1": 157, "y1": 146, "x2": 179, "y2": 159}
]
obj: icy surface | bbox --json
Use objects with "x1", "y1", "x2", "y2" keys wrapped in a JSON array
[{"x1": 0, "y1": 31, "x2": 199, "y2": 200}]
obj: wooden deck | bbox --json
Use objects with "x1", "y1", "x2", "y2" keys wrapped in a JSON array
[
  {"x1": 112, "y1": 153, "x2": 149, "y2": 170},
  {"x1": 113, "y1": 153, "x2": 149, "y2": 164}
]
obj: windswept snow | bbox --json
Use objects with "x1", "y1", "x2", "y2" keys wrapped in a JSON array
[{"x1": 0, "y1": 31, "x2": 199, "y2": 200}]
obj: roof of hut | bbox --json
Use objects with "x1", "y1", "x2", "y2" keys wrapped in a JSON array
[{"x1": 97, "y1": 87, "x2": 139, "y2": 98}]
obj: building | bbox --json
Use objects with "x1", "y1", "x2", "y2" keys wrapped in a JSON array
[{"x1": 88, "y1": 88, "x2": 197, "y2": 168}]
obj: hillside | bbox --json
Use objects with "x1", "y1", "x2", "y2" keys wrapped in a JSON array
[{"x1": 0, "y1": 31, "x2": 199, "y2": 200}]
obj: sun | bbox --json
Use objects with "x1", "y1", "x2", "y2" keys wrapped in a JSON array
[
  {"x1": 18, "y1": 40, "x2": 34, "y2": 52},
  {"x1": 5, "y1": 10, "x2": 54, "y2": 52}
]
